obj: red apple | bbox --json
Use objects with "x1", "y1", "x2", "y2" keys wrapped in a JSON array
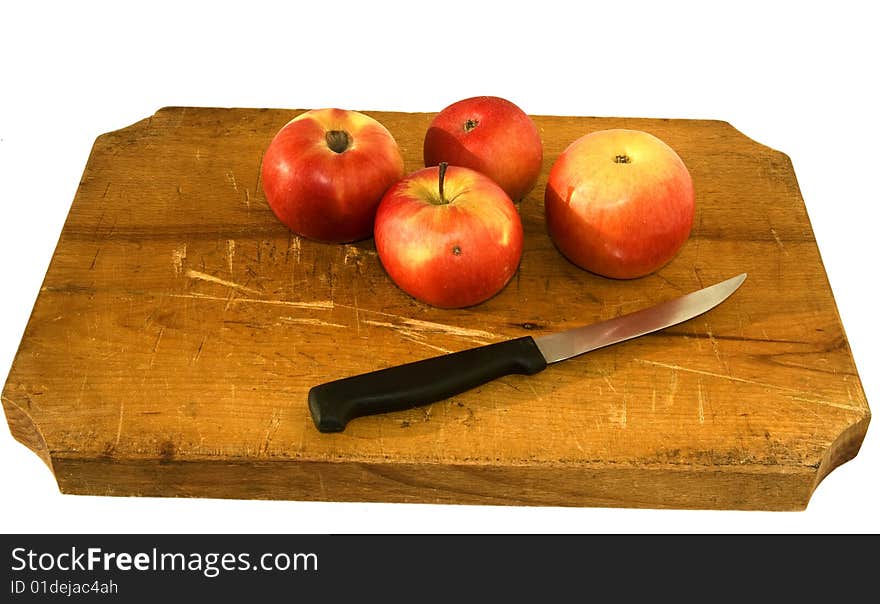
[
  {"x1": 374, "y1": 163, "x2": 523, "y2": 308},
  {"x1": 261, "y1": 108, "x2": 405, "y2": 243},
  {"x1": 544, "y1": 129, "x2": 695, "y2": 279},
  {"x1": 423, "y1": 96, "x2": 543, "y2": 202}
]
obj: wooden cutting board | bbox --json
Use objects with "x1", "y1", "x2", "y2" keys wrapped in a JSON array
[{"x1": 1, "y1": 107, "x2": 870, "y2": 510}]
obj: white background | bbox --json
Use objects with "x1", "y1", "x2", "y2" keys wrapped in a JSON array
[{"x1": 1, "y1": 1, "x2": 877, "y2": 534}]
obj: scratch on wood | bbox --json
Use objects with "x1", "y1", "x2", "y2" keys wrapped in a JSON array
[
  {"x1": 150, "y1": 327, "x2": 165, "y2": 366},
  {"x1": 289, "y1": 236, "x2": 302, "y2": 264},
  {"x1": 637, "y1": 359, "x2": 774, "y2": 389},
  {"x1": 363, "y1": 319, "x2": 398, "y2": 329},
  {"x1": 668, "y1": 369, "x2": 678, "y2": 407},
  {"x1": 770, "y1": 228, "x2": 788, "y2": 255},
  {"x1": 705, "y1": 322, "x2": 729, "y2": 374},
  {"x1": 94, "y1": 210, "x2": 106, "y2": 235},
  {"x1": 362, "y1": 320, "x2": 452, "y2": 352},
  {"x1": 635, "y1": 358, "x2": 864, "y2": 412},
  {"x1": 602, "y1": 374, "x2": 617, "y2": 393},
  {"x1": 786, "y1": 396, "x2": 864, "y2": 413},
  {"x1": 653, "y1": 272, "x2": 681, "y2": 291},
  {"x1": 225, "y1": 171, "x2": 239, "y2": 192},
  {"x1": 697, "y1": 378, "x2": 705, "y2": 425},
  {"x1": 89, "y1": 248, "x2": 101, "y2": 270},
  {"x1": 185, "y1": 269, "x2": 262, "y2": 295},
  {"x1": 172, "y1": 244, "x2": 187, "y2": 276},
  {"x1": 400, "y1": 317, "x2": 497, "y2": 342},
  {"x1": 337, "y1": 307, "x2": 498, "y2": 341},
  {"x1": 106, "y1": 214, "x2": 119, "y2": 239},
  {"x1": 167, "y1": 291, "x2": 333, "y2": 310},
  {"x1": 608, "y1": 401, "x2": 627, "y2": 427},
  {"x1": 114, "y1": 400, "x2": 125, "y2": 448},
  {"x1": 192, "y1": 337, "x2": 206, "y2": 363},
  {"x1": 351, "y1": 289, "x2": 361, "y2": 335},
  {"x1": 260, "y1": 412, "x2": 282, "y2": 456},
  {"x1": 279, "y1": 317, "x2": 346, "y2": 329},
  {"x1": 525, "y1": 380, "x2": 542, "y2": 401},
  {"x1": 226, "y1": 239, "x2": 236, "y2": 276},
  {"x1": 223, "y1": 288, "x2": 236, "y2": 313},
  {"x1": 402, "y1": 336, "x2": 452, "y2": 354}
]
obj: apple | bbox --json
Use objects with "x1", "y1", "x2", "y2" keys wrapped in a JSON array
[
  {"x1": 544, "y1": 129, "x2": 695, "y2": 279},
  {"x1": 374, "y1": 163, "x2": 523, "y2": 308},
  {"x1": 260, "y1": 108, "x2": 405, "y2": 243},
  {"x1": 423, "y1": 96, "x2": 543, "y2": 202}
]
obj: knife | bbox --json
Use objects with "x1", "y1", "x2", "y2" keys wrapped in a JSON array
[{"x1": 308, "y1": 273, "x2": 746, "y2": 432}]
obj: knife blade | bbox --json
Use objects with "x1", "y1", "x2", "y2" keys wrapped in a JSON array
[{"x1": 308, "y1": 273, "x2": 746, "y2": 432}]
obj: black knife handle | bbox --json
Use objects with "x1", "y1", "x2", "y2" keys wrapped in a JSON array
[{"x1": 308, "y1": 336, "x2": 548, "y2": 433}]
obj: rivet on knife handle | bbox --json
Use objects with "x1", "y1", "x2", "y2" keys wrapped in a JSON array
[{"x1": 308, "y1": 336, "x2": 547, "y2": 433}]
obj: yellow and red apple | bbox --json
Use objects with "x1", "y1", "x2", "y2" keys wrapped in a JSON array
[
  {"x1": 374, "y1": 163, "x2": 523, "y2": 308},
  {"x1": 423, "y1": 96, "x2": 543, "y2": 202},
  {"x1": 261, "y1": 108, "x2": 405, "y2": 243},
  {"x1": 545, "y1": 129, "x2": 695, "y2": 279}
]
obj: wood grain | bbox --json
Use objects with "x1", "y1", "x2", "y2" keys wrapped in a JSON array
[{"x1": 1, "y1": 106, "x2": 870, "y2": 509}]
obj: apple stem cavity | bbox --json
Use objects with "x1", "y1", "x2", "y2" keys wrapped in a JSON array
[
  {"x1": 325, "y1": 130, "x2": 351, "y2": 154},
  {"x1": 438, "y1": 161, "x2": 449, "y2": 205},
  {"x1": 464, "y1": 119, "x2": 479, "y2": 132}
]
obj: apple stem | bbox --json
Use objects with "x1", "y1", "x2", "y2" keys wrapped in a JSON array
[{"x1": 438, "y1": 162, "x2": 448, "y2": 204}]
